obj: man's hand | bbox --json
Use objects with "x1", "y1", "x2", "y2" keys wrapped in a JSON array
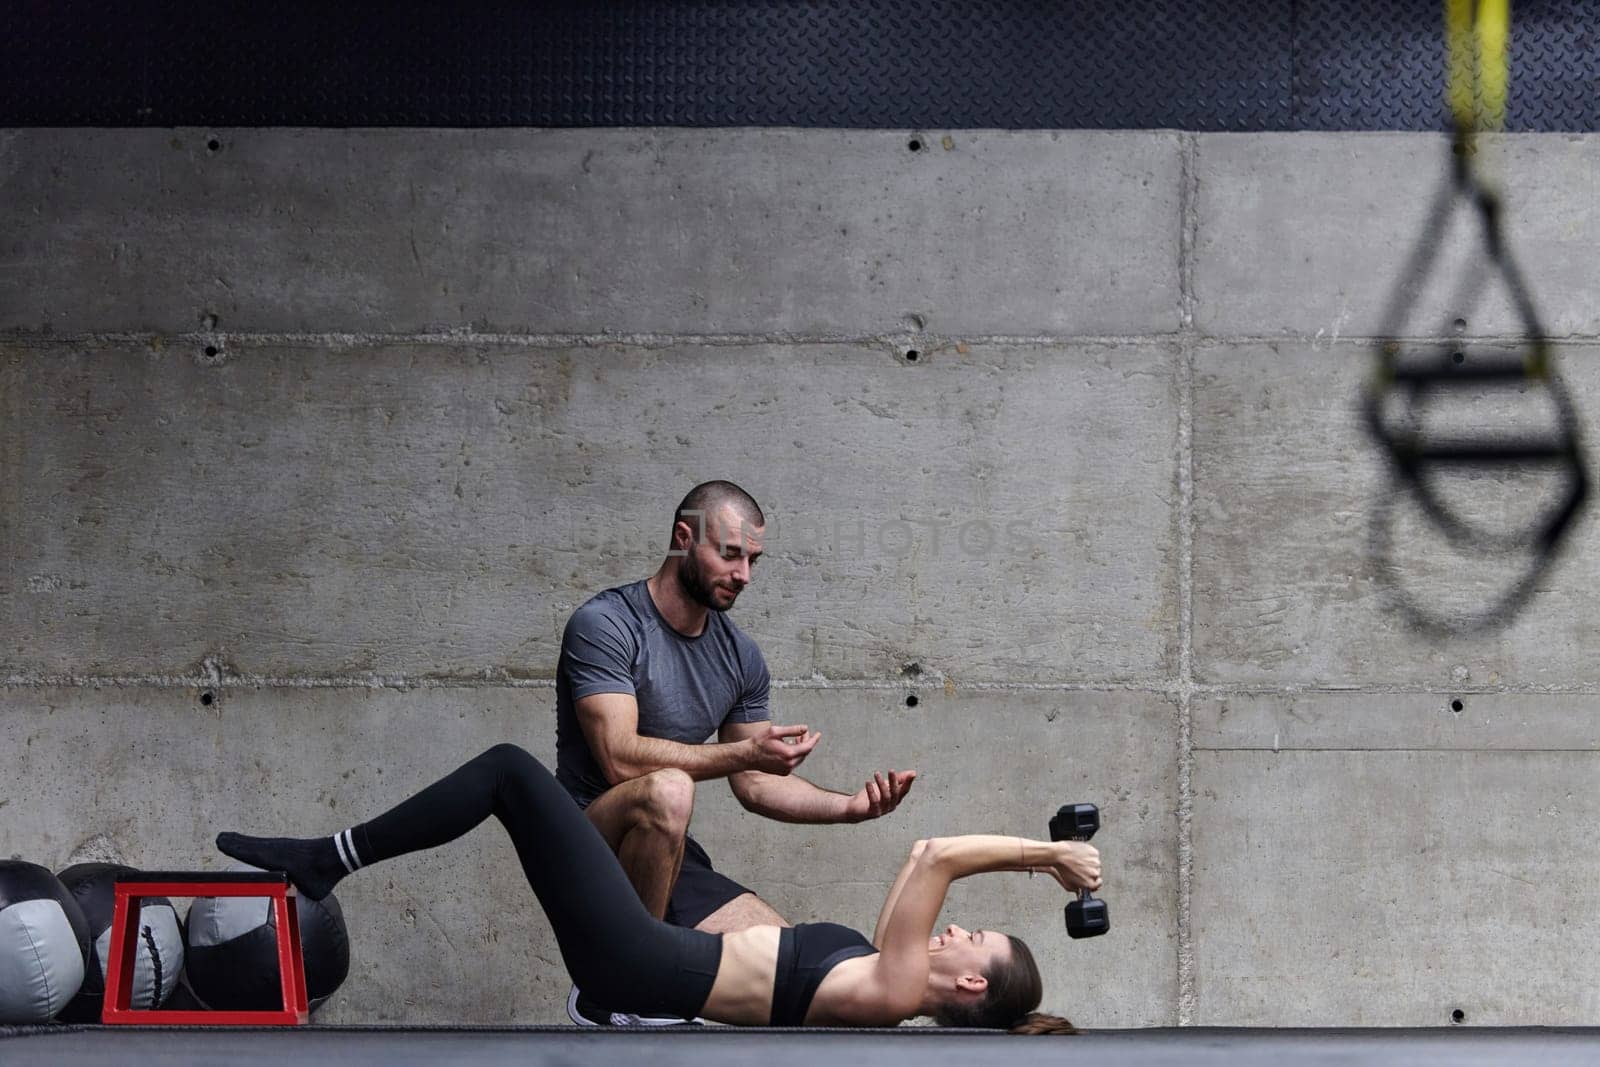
[
  {"x1": 843, "y1": 769, "x2": 918, "y2": 823},
  {"x1": 744, "y1": 723, "x2": 821, "y2": 775}
]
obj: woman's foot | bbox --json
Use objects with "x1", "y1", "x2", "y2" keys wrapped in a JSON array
[{"x1": 215, "y1": 831, "x2": 346, "y2": 900}]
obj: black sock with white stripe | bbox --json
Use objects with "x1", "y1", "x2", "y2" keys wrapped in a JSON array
[
  {"x1": 215, "y1": 825, "x2": 370, "y2": 902},
  {"x1": 331, "y1": 827, "x2": 370, "y2": 876}
]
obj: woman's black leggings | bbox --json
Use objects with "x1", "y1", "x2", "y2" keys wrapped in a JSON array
[{"x1": 352, "y1": 743, "x2": 722, "y2": 1018}]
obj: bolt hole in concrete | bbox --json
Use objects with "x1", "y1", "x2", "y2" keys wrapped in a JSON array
[
  {"x1": 907, "y1": 136, "x2": 923, "y2": 152},
  {"x1": 1450, "y1": 698, "x2": 1464, "y2": 713},
  {"x1": 204, "y1": 344, "x2": 219, "y2": 358},
  {"x1": 904, "y1": 694, "x2": 919, "y2": 708},
  {"x1": 904, "y1": 349, "x2": 920, "y2": 363},
  {"x1": 1451, "y1": 350, "x2": 1465, "y2": 364},
  {"x1": 1453, "y1": 317, "x2": 1468, "y2": 331},
  {"x1": 207, "y1": 137, "x2": 221, "y2": 152},
  {"x1": 200, "y1": 691, "x2": 215, "y2": 707},
  {"x1": 1452, "y1": 1008, "x2": 1466, "y2": 1024}
]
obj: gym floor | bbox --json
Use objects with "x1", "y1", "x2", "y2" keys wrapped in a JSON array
[{"x1": 5, "y1": 1026, "x2": 1600, "y2": 1066}]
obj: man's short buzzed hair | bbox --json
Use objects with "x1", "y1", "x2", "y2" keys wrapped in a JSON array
[{"x1": 672, "y1": 480, "x2": 765, "y2": 544}]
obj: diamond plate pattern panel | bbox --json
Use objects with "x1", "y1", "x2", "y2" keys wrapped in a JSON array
[
  {"x1": 1296, "y1": 0, "x2": 1600, "y2": 130},
  {"x1": 1, "y1": 0, "x2": 1597, "y2": 130}
]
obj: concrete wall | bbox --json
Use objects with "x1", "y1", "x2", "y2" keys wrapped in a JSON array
[{"x1": 1, "y1": 128, "x2": 1595, "y2": 1026}]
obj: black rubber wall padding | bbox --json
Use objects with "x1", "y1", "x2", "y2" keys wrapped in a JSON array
[{"x1": 3, "y1": 0, "x2": 1598, "y2": 130}]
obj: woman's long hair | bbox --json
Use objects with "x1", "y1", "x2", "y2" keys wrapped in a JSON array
[{"x1": 930, "y1": 935, "x2": 1077, "y2": 1033}]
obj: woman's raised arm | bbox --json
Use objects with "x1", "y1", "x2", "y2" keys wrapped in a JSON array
[
  {"x1": 872, "y1": 838, "x2": 929, "y2": 948},
  {"x1": 860, "y1": 835, "x2": 1101, "y2": 1018}
]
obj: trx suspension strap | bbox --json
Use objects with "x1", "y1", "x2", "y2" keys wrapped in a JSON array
[{"x1": 1363, "y1": 0, "x2": 1589, "y2": 635}]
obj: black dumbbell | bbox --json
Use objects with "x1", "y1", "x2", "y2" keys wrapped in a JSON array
[{"x1": 1049, "y1": 803, "x2": 1109, "y2": 939}]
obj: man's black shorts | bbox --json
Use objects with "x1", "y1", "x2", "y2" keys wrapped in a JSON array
[{"x1": 665, "y1": 834, "x2": 752, "y2": 928}]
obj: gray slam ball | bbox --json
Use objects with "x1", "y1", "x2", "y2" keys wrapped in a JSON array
[
  {"x1": 0, "y1": 860, "x2": 91, "y2": 1023},
  {"x1": 183, "y1": 863, "x2": 350, "y2": 1012},
  {"x1": 56, "y1": 862, "x2": 184, "y2": 1021}
]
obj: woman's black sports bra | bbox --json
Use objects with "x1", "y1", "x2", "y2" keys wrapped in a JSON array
[{"x1": 770, "y1": 922, "x2": 878, "y2": 1025}]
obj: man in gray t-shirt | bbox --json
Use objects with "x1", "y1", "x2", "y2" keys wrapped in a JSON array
[
  {"x1": 555, "y1": 481, "x2": 916, "y2": 941},
  {"x1": 557, "y1": 577, "x2": 771, "y2": 807}
]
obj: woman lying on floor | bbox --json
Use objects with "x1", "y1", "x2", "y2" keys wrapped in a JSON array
[{"x1": 218, "y1": 743, "x2": 1098, "y2": 1032}]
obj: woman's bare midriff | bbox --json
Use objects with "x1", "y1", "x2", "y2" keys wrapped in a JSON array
[
  {"x1": 697, "y1": 925, "x2": 888, "y2": 1027},
  {"x1": 699, "y1": 924, "x2": 782, "y2": 1024}
]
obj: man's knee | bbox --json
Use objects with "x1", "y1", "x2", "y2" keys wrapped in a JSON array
[
  {"x1": 584, "y1": 769, "x2": 694, "y2": 847},
  {"x1": 636, "y1": 768, "x2": 694, "y2": 836}
]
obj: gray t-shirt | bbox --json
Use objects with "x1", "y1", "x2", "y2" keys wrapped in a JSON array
[{"x1": 555, "y1": 579, "x2": 771, "y2": 805}]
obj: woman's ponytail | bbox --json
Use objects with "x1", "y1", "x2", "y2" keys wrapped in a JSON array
[{"x1": 1008, "y1": 1011, "x2": 1078, "y2": 1034}]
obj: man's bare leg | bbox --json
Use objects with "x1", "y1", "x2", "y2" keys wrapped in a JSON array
[
  {"x1": 583, "y1": 769, "x2": 694, "y2": 919},
  {"x1": 695, "y1": 891, "x2": 788, "y2": 934}
]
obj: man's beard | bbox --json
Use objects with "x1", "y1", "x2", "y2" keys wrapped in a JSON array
[{"x1": 677, "y1": 552, "x2": 727, "y2": 611}]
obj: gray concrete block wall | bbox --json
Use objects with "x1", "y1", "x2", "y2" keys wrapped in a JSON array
[
  {"x1": 1, "y1": 340, "x2": 1178, "y2": 683},
  {"x1": 1192, "y1": 340, "x2": 1600, "y2": 686},
  {"x1": 1195, "y1": 135, "x2": 1600, "y2": 339},
  {"x1": 1194, "y1": 693, "x2": 1600, "y2": 1024},
  {"x1": 1, "y1": 128, "x2": 1596, "y2": 1026},
  {"x1": 0, "y1": 130, "x2": 1182, "y2": 337}
]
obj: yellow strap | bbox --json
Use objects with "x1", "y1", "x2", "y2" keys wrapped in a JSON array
[
  {"x1": 1477, "y1": 0, "x2": 1509, "y2": 130},
  {"x1": 1447, "y1": 0, "x2": 1509, "y2": 132}
]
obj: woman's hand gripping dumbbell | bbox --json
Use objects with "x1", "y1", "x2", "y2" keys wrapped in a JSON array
[{"x1": 1049, "y1": 803, "x2": 1109, "y2": 938}]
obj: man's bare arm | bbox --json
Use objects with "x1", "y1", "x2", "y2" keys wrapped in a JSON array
[
  {"x1": 577, "y1": 692, "x2": 818, "y2": 785},
  {"x1": 720, "y1": 720, "x2": 916, "y2": 824}
]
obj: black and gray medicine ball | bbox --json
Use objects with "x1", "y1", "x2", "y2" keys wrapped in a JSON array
[
  {"x1": 0, "y1": 860, "x2": 91, "y2": 1023},
  {"x1": 55, "y1": 862, "x2": 184, "y2": 1021},
  {"x1": 182, "y1": 864, "x2": 350, "y2": 1012}
]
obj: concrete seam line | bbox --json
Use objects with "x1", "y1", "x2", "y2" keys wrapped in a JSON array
[
  {"x1": 1186, "y1": 683, "x2": 1600, "y2": 695},
  {"x1": 0, "y1": 675, "x2": 1177, "y2": 693},
  {"x1": 1195, "y1": 746, "x2": 1600, "y2": 754},
  {"x1": 1179, "y1": 133, "x2": 1198, "y2": 332},
  {"x1": 8, "y1": 330, "x2": 1580, "y2": 349},
  {"x1": 1175, "y1": 129, "x2": 1200, "y2": 1028},
  {"x1": 5, "y1": 674, "x2": 1599, "y2": 695},
  {"x1": 0, "y1": 330, "x2": 1191, "y2": 350}
]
